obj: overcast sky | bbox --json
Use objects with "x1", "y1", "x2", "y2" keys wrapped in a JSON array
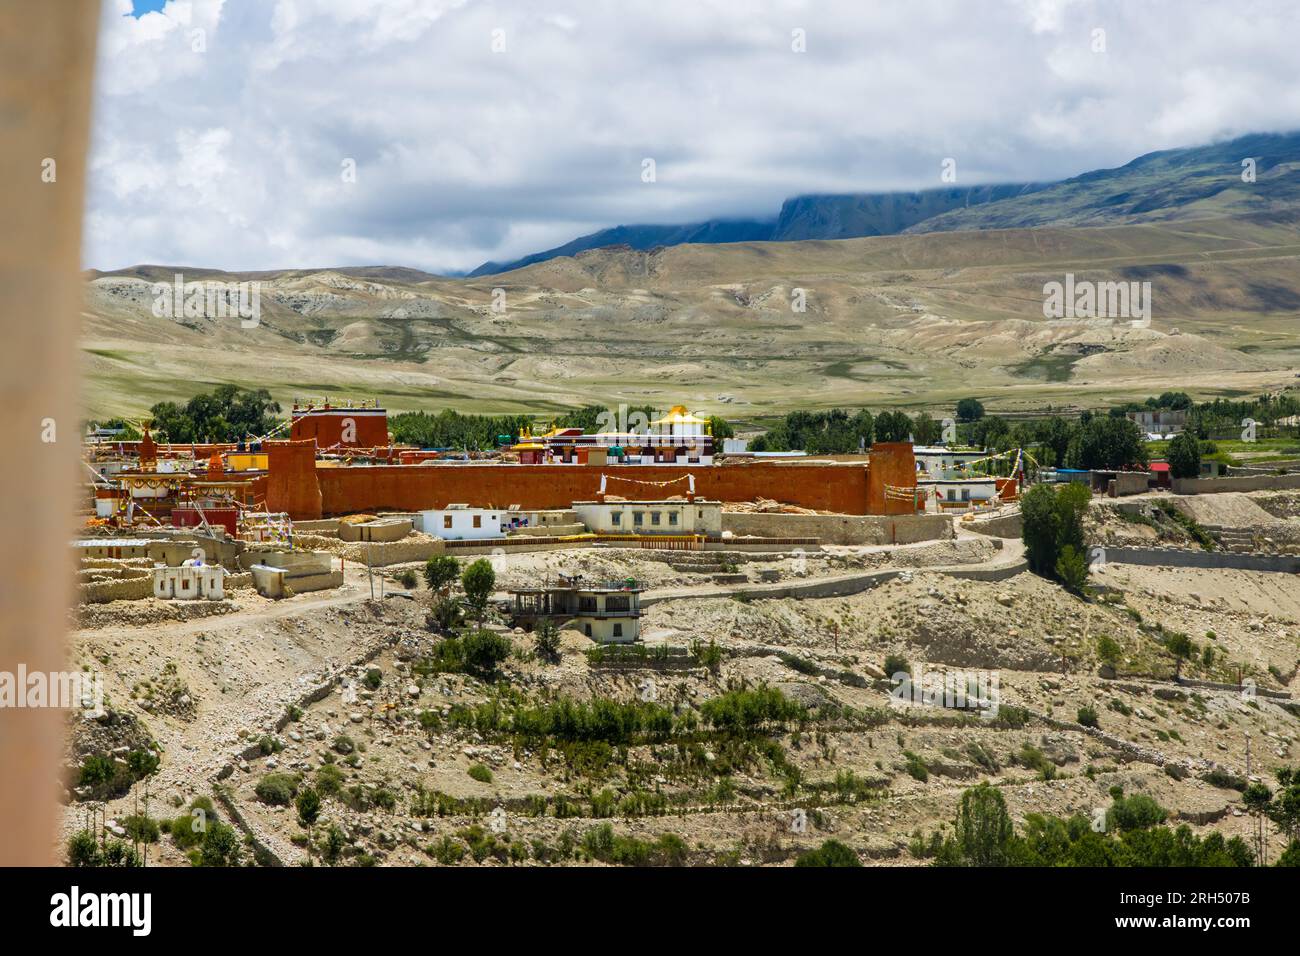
[{"x1": 86, "y1": 0, "x2": 1300, "y2": 274}]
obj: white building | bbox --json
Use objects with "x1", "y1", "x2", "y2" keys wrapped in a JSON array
[
  {"x1": 913, "y1": 446, "x2": 989, "y2": 480},
  {"x1": 152, "y1": 560, "x2": 225, "y2": 600},
  {"x1": 415, "y1": 504, "x2": 505, "y2": 540},
  {"x1": 572, "y1": 498, "x2": 722, "y2": 536},
  {"x1": 509, "y1": 578, "x2": 643, "y2": 643},
  {"x1": 919, "y1": 477, "x2": 998, "y2": 513}
]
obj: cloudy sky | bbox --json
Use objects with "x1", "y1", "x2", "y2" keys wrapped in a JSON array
[{"x1": 86, "y1": 0, "x2": 1300, "y2": 274}]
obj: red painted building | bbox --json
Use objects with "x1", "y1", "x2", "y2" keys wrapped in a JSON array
[{"x1": 289, "y1": 403, "x2": 390, "y2": 449}]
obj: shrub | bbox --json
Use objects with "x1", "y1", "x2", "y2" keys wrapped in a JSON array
[
  {"x1": 427, "y1": 595, "x2": 463, "y2": 631},
  {"x1": 1096, "y1": 635, "x2": 1122, "y2": 667},
  {"x1": 197, "y1": 820, "x2": 242, "y2": 867},
  {"x1": 691, "y1": 639, "x2": 723, "y2": 674},
  {"x1": 332, "y1": 734, "x2": 357, "y2": 755},
  {"x1": 795, "y1": 839, "x2": 862, "y2": 867},
  {"x1": 1077, "y1": 705, "x2": 1100, "y2": 729},
  {"x1": 427, "y1": 836, "x2": 465, "y2": 864},
  {"x1": 884, "y1": 654, "x2": 911, "y2": 679},
  {"x1": 254, "y1": 772, "x2": 301, "y2": 806},
  {"x1": 1107, "y1": 792, "x2": 1168, "y2": 832},
  {"x1": 533, "y1": 619, "x2": 561, "y2": 664},
  {"x1": 461, "y1": 629, "x2": 512, "y2": 677},
  {"x1": 468, "y1": 763, "x2": 494, "y2": 784},
  {"x1": 121, "y1": 814, "x2": 160, "y2": 843},
  {"x1": 396, "y1": 569, "x2": 419, "y2": 590},
  {"x1": 363, "y1": 668, "x2": 383, "y2": 690},
  {"x1": 67, "y1": 830, "x2": 141, "y2": 868},
  {"x1": 902, "y1": 750, "x2": 929, "y2": 783},
  {"x1": 315, "y1": 764, "x2": 345, "y2": 796}
]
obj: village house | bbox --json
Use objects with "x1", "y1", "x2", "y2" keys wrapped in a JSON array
[
  {"x1": 152, "y1": 559, "x2": 225, "y2": 600},
  {"x1": 414, "y1": 504, "x2": 505, "y2": 540},
  {"x1": 509, "y1": 575, "x2": 643, "y2": 643},
  {"x1": 572, "y1": 498, "x2": 723, "y2": 536}
]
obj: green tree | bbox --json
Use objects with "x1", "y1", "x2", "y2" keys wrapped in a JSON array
[
  {"x1": 198, "y1": 820, "x2": 242, "y2": 867},
  {"x1": 1037, "y1": 416, "x2": 1073, "y2": 468},
  {"x1": 874, "y1": 410, "x2": 912, "y2": 443},
  {"x1": 424, "y1": 554, "x2": 460, "y2": 593},
  {"x1": 1066, "y1": 416, "x2": 1148, "y2": 471},
  {"x1": 1165, "y1": 432, "x2": 1201, "y2": 480},
  {"x1": 460, "y1": 559, "x2": 496, "y2": 620},
  {"x1": 955, "y1": 398, "x2": 985, "y2": 422},
  {"x1": 533, "y1": 618, "x2": 561, "y2": 664},
  {"x1": 911, "y1": 412, "x2": 941, "y2": 446},
  {"x1": 954, "y1": 782, "x2": 1014, "y2": 866},
  {"x1": 149, "y1": 385, "x2": 281, "y2": 444},
  {"x1": 706, "y1": 415, "x2": 734, "y2": 439},
  {"x1": 1268, "y1": 768, "x2": 1300, "y2": 846},
  {"x1": 1243, "y1": 782, "x2": 1274, "y2": 866},
  {"x1": 1164, "y1": 632, "x2": 1194, "y2": 680},
  {"x1": 1020, "y1": 482, "x2": 1090, "y2": 581},
  {"x1": 296, "y1": 787, "x2": 321, "y2": 827},
  {"x1": 1055, "y1": 544, "x2": 1089, "y2": 595}
]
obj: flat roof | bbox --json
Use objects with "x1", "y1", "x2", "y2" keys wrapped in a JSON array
[
  {"x1": 573, "y1": 499, "x2": 720, "y2": 505},
  {"x1": 72, "y1": 539, "x2": 152, "y2": 548}
]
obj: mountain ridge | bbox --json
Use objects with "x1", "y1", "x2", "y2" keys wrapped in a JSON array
[{"x1": 468, "y1": 131, "x2": 1300, "y2": 277}]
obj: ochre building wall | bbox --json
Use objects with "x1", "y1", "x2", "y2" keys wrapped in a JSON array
[
  {"x1": 263, "y1": 442, "x2": 919, "y2": 520},
  {"x1": 865, "y1": 442, "x2": 918, "y2": 515}
]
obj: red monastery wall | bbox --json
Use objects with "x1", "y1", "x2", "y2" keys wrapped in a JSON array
[{"x1": 263, "y1": 442, "x2": 918, "y2": 520}]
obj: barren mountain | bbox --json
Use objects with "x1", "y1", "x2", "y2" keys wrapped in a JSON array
[{"x1": 81, "y1": 213, "x2": 1300, "y2": 420}]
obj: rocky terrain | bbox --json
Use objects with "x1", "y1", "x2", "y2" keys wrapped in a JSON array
[{"x1": 58, "y1": 510, "x2": 1300, "y2": 867}]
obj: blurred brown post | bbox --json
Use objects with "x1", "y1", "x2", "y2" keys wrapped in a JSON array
[{"x1": 0, "y1": 2, "x2": 100, "y2": 865}]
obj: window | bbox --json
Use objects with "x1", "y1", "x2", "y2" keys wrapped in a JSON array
[
  {"x1": 613, "y1": 623, "x2": 623, "y2": 638},
  {"x1": 610, "y1": 512, "x2": 621, "y2": 525},
  {"x1": 651, "y1": 512, "x2": 661, "y2": 526},
  {"x1": 443, "y1": 515, "x2": 453, "y2": 529},
  {"x1": 606, "y1": 596, "x2": 629, "y2": 612},
  {"x1": 472, "y1": 514, "x2": 482, "y2": 528},
  {"x1": 633, "y1": 512, "x2": 644, "y2": 526},
  {"x1": 668, "y1": 512, "x2": 678, "y2": 525}
]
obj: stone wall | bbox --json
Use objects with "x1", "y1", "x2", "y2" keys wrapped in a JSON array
[
  {"x1": 1095, "y1": 545, "x2": 1300, "y2": 573},
  {"x1": 78, "y1": 576, "x2": 153, "y2": 603},
  {"x1": 1173, "y1": 473, "x2": 1300, "y2": 494},
  {"x1": 721, "y1": 511, "x2": 951, "y2": 545},
  {"x1": 963, "y1": 511, "x2": 1023, "y2": 539}
]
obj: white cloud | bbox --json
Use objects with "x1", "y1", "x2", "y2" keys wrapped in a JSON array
[{"x1": 85, "y1": 0, "x2": 1300, "y2": 273}]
